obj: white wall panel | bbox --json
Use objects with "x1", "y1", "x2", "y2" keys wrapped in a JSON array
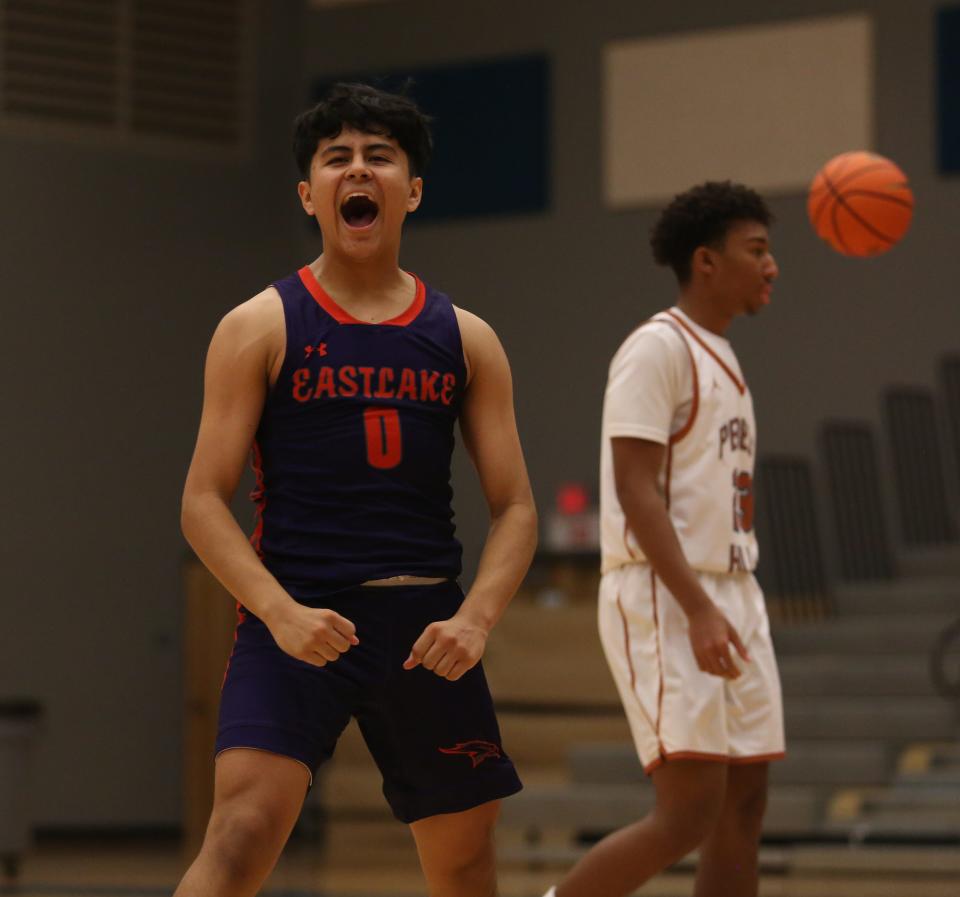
[{"x1": 604, "y1": 15, "x2": 874, "y2": 206}]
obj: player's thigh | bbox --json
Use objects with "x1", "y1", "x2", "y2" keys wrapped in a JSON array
[
  {"x1": 726, "y1": 577, "x2": 785, "y2": 759},
  {"x1": 597, "y1": 566, "x2": 662, "y2": 766},
  {"x1": 203, "y1": 748, "x2": 310, "y2": 854},
  {"x1": 409, "y1": 799, "x2": 501, "y2": 875},
  {"x1": 356, "y1": 583, "x2": 521, "y2": 824},
  {"x1": 600, "y1": 566, "x2": 731, "y2": 767}
]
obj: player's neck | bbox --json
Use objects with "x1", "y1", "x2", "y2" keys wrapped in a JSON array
[
  {"x1": 310, "y1": 251, "x2": 410, "y2": 306},
  {"x1": 675, "y1": 290, "x2": 732, "y2": 336}
]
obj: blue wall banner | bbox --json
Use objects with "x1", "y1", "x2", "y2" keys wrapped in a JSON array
[
  {"x1": 313, "y1": 55, "x2": 551, "y2": 221},
  {"x1": 938, "y1": 5, "x2": 960, "y2": 173}
]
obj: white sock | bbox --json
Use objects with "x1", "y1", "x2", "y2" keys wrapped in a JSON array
[{"x1": 542, "y1": 888, "x2": 557, "y2": 897}]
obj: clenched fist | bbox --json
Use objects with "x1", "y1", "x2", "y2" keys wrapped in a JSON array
[
  {"x1": 266, "y1": 602, "x2": 359, "y2": 667},
  {"x1": 403, "y1": 614, "x2": 488, "y2": 681}
]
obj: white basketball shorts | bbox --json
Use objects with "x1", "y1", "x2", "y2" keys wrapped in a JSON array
[{"x1": 598, "y1": 563, "x2": 785, "y2": 773}]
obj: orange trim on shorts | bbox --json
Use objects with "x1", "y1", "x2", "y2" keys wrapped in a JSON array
[
  {"x1": 616, "y1": 593, "x2": 637, "y2": 694},
  {"x1": 650, "y1": 571, "x2": 666, "y2": 758},
  {"x1": 623, "y1": 521, "x2": 643, "y2": 561},
  {"x1": 615, "y1": 592, "x2": 658, "y2": 736},
  {"x1": 644, "y1": 750, "x2": 785, "y2": 774},
  {"x1": 729, "y1": 751, "x2": 786, "y2": 765},
  {"x1": 663, "y1": 309, "x2": 746, "y2": 395}
]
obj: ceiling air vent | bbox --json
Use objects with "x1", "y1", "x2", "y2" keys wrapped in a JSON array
[
  {"x1": 2, "y1": 0, "x2": 120, "y2": 127},
  {"x1": 0, "y1": 0, "x2": 254, "y2": 154},
  {"x1": 129, "y1": 0, "x2": 248, "y2": 145}
]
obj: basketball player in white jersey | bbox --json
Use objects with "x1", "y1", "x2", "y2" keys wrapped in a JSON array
[{"x1": 543, "y1": 182, "x2": 784, "y2": 897}]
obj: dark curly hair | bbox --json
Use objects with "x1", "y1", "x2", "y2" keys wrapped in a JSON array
[
  {"x1": 650, "y1": 181, "x2": 774, "y2": 284},
  {"x1": 293, "y1": 82, "x2": 433, "y2": 179}
]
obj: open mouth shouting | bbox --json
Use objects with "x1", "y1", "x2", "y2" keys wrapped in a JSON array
[{"x1": 340, "y1": 193, "x2": 380, "y2": 230}]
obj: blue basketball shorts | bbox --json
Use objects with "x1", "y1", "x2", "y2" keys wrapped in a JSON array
[{"x1": 215, "y1": 580, "x2": 522, "y2": 823}]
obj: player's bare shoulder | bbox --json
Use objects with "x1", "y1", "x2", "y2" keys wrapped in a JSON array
[
  {"x1": 219, "y1": 286, "x2": 284, "y2": 348},
  {"x1": 453, "y1": 305, "x2": 509, "y2": 388},
  {"x1": 212, "y1": 286, "x2": 286, "y2": 384}
]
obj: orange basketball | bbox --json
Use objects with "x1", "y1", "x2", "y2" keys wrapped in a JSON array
[{"x1": 807, "y1": 151, "x2": 913, "y2": 256}]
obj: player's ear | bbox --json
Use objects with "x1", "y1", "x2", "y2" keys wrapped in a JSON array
[
  {"x1": 297, "y1": 180, "x2": 315, "y2": 216},
  {"x1": 407, "y1": 176, "x2": 423, "y2": 213},
  {"x1": 691, "y1": 246, "x2": 715, "y2": 277}
]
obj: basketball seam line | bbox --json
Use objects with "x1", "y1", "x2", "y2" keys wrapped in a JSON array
[
  {"x1": 829, "y1": 193, "x2": 853, "y2": 255},
  {"x1": 811, "y1": 154, "x2": 865, "y2": 225},
  {"x1": 813, "y1": 161, "x2": 898, "y2": 231},
  {"x1": 834, "y1": 188, "x2": 914, "y2": 209},
  {"x1": 823, "y1": 171, "x2": 899, "y2": 247}
]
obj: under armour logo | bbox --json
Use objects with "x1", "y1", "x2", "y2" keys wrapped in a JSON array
[
  {"x1": 438, "y1": 740, "x2": 502, "y2": 768},
  {"x1": 304, "y1": 343, "x2": 328, "y2": 358}
]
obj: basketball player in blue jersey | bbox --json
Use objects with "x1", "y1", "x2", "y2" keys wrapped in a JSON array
[{"x1": 174, "y1": 83, "x2": 537, "y2": 897}]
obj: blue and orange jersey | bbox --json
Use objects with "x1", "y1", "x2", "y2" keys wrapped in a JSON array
[{"x1": 250, "y1": 266, "x2": 466, "y2": 600}]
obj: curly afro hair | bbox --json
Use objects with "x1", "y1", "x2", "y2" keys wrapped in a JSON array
[
  {"x1": 650, "y1": 181, "x2": 773, "y2": 284},
  {"x1": 293, "y1": 82, "x2": 433, "y2": 179}
]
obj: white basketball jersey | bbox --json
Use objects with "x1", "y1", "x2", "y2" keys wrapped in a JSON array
[{"x1": 600, "y1": 307, "x2": 758, "y2": 575}]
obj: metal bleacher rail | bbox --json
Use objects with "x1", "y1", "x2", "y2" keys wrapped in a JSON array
[
  {"x1": 884, "y1": 385, "x2": 957, "y2": 546},
  {"x1": 756, "y1": 455, "x2": 831, "y2": 620},
  {"x1": 939, "y1": 353, "x2": 960, "y2": 496},
  {"x1": 931, "y1": 613, "x2": 960, "y2": 702},
  {"x1": 820, "y1": 421, "x2": 896, "y2": 582}
]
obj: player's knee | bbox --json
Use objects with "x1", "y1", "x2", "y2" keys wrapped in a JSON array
[
  {"x1": 653, "y1": 782, "x2": 726, "y2": 850},
  {"x1": 201, "y1": 805, "x2": 283, "y2": 882},
  {"x1": 426, "y1": 828, "x2": 496, "y2": 890},
  {"x1": 453, "y1": 830, "x2": 495, "y2": 874},
  {"x1": 726, "y1": 777, "x2": 768, "y2": 836},
  {"x1": 440, "y1": 849, "x2": 496, "y2": 894},
  {"x1": 666, "y1": 808, "x2": 722, "y2": 853}
]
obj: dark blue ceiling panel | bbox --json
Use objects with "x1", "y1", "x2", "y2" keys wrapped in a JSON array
[{"x1": 312, "y1": 55, "x2": 551, "y2": 221}]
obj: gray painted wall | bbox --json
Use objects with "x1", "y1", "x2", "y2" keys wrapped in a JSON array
[
  {"x1": 1, "y1": 0, "x2": 956, "y2": 826},
  {"x1": 0, "y1": 0, "x2": 306, "y2": 826}
]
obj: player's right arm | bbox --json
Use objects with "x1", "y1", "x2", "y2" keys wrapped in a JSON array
[
  {"x1": 606, "y1": 325, "x2": 747, "y2": 680},
  {"x1": 611, "y1": 437, "x2": 748, "y2": 679},
  {"x1": 181, "y1": 290, "x2": 358, "y2": 666}
]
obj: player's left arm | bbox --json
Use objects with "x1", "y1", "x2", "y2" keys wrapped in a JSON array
[{"x1": 403, "y1": 308, "x2": 538, "y2": 681}]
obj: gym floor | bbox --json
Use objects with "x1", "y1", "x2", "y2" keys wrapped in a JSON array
[{"x1": 7, "y1": 821, "x2": 959, "y2": 897}]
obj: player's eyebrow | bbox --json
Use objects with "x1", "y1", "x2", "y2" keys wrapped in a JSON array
[{"x1": 320, "y1": 142, "x2": 396, "y2": 156}]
